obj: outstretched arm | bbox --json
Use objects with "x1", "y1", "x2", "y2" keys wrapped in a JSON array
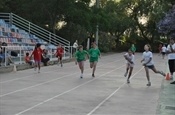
[
  {"x1": 124, "y1": 55, "x2": 133, "y2": 64},
  {"x1": 143, "y1": 58, "x2": 152, "y2": 66}
]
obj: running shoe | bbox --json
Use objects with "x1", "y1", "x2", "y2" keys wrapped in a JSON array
[
  {"x1": 127, "y1": 79, "x2": 130, "y2": 83},
  {"x1": 124, "y1": 72, "x2": 128, "y2": 77},
  {"x1": 170, "y1": 81, "x2": 175, "y2": 84},
  {"x1": 160, "y1": 71, "x2": 166, "y2": 76},
  {"x1": 147, "y1": 82, "x2": 151, "y2": 86}
]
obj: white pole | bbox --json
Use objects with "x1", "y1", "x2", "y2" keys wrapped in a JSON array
[{"x1": 20, "y1": 46, "x2": 22, "y2": 64}]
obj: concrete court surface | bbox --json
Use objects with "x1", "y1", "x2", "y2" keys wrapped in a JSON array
[{"x1": 0, "y1": 53, "x2": 170, "y2": 115}]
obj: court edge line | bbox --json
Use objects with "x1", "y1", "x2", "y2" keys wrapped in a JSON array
[
  {"x1": 15, "y1": 65, "x2": 126, "y2": 115},
  {"x1": 0, "y1": 58, "x2": 124, "y2": 97},
  {"x1": 87, "y1": 67, "x2": 144, "y2": 115},
  {"x1": 0, "y1": 55, "x2": 123, "y2": 84}
]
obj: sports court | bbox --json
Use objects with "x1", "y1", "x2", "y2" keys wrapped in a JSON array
[{"x1": 0, "y1": 53, "x2": 169, "y2": 115}]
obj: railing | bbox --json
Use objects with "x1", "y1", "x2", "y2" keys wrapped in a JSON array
[
  {"x1": 0, "y1": 46, "x2": 73, "y2": 66},
  {"x1": 0, "y1": 13, "x2": 70, "y2": 48}
]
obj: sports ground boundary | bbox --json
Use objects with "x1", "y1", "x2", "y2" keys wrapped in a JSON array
[{"x1": 156, "y1": 79, "x2": 175, "y2": 115}]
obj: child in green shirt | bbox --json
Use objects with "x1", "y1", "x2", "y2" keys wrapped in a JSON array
[
  {"x1": 75, "y1": 45, "x2": 89, "y2": 78},
  {"x1": 89, "y1": 42, "x2": 101, "y2": 77},
  {"x1": 130, "y1": 44, "x2": 136, "y2": 54}
]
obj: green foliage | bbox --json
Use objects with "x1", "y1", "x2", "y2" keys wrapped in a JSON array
[
  {"x1": 0, "y1": 0, "x2": 174, "y2": 52},
  {"x1": 98, "y1": 32, "x2": 116, "y2": 52},
  {"x1": 58, "y1": 22, "x2": 88, "y2": 45}
]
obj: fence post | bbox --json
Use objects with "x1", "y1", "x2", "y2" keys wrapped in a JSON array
[
  {"x1": 19, "y1": 46, "x2": 22, "y2": 64},
  {"x1": 10, "y1": 13, "x2": 13, "y2": 26},
  {"x1": 50, "y1": 48, "x2": 53, "y2": 61},
  {"x1": 4, "y1": 47, "x2": 7, "y2": 66}
]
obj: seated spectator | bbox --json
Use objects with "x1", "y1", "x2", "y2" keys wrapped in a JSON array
[
  {"x1": 41, "y1": 49, "x2": 50, "y2": 66},
  {"x1": 0, "y1": 44, "x2": 13, "y2": 66},
  {"x1": 5, "y1": 51, "x2": 14, "y2": 65},
  {"x1": 25, "y1": 52, "x2": 33, "y2": 65}
]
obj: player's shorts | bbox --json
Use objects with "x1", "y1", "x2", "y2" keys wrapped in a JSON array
[
  {"x1": 90, "y1": 57, "x2": 98, "y2": 62},
  {"x1": 77, "y1": 59, "x2": 85, "y2": 62},
  {"x1": 126, "y1": 63, "x2": 134, "y2": 67},
  {"x1": 161, "y1": 52, "x2": 166, "y2": 55},
  {"x1": 56, "y1": 55, "x2": 63, "y2": 60},
  {"x1": 145, "y1": 65, "x2": 155, "y2": 69},
  {"x1": 34, "y1": 60, "x2": 41, "y2": 64}
]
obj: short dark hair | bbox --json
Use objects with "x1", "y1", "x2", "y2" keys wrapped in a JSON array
[
  {"x1": 26, "y1": 52, "x2": 29, "y2": 56},
  {"x1": 170, "y1": 37, "x2": 175, "y2": 40},
  {"x1": 78, "y1": 45, "x2": 83, "y2": 50},
  {"x1": 36, "y1": 43, "x2": 41, "y2": 48}
]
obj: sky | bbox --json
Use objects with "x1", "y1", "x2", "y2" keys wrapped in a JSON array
[{"x1": 90, "y1": 0, "x2": 121, "y2": 6}]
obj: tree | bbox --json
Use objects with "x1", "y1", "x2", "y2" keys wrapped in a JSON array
[{"x1": 157, "y1": 5, "x2": 175, "y2": 38}]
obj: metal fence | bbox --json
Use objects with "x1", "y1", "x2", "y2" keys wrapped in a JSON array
[
  {"x1": 0, "y1": 46, "x2": 74, "y2": 66},
  {"x1": 0, "y1": 13, "x2": 70, "y2": 51}
]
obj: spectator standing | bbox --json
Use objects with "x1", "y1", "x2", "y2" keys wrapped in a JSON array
[
  {"x1": 166, "y1": 38, "x2": 175, "y2": 84},
  {"x1": 161, "y1": 44, "x2": 167, "y2": 59},
  {"x1": 130, "y1": 44, "x2": 136, "y2": 54},
  {"x1": 73, "y1": 40, "x2": 78, "y2": 54}
]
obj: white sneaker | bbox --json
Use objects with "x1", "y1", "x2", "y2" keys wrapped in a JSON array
[
  {"x1": 147, "y1": 82, "x2": 151, "y2": 86},
  {"x1": 80, "y1": 74, "x2": 83, "y2": 79},
  {"x1": 38, "y1": 70, "x2": 40, "y2": 73}
]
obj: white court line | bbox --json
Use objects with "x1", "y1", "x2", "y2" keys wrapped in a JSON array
[
  {"x1": 0, "y1": 58, "x2": 124, "y2": 98},
  {"x1": 0, "y1": 64, "x2": 78, "y2": 84},
  {"x1": 0, "y1": 54, "x2": 122, "y2": 84},
  {"x1": 15, "y1": 65, "x2": 126, "y2": 115},
  {"x1": 87, "y1": 67, "x2": 144, "y2": 115}
]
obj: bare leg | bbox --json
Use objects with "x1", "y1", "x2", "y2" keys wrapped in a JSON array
[
  {"x1": 38, "y1": 62, "x2": 40, "y2": 73},
  {"x1": 92, "y1": 62, "x2": 97, "y2": 75},
  {"x1": 128, "y1": 67, "x2": 133, "y2": 80},
  {"x1": 144, "y1": 66, "x2": 151, "y2": 86},
  {"x1": 79, "y1": 61, "x2": 84, "y2": 78},
  {"x1": 60, "y1": 57, "x2": 63, "y2": 67},
  {"x1": 79, "y1": 62, "x2": 84, "y2": 74},
  {"x1": 58, "y1": 57, "x2": 60, "y2": 64},
  {"x1": 34, "y1": 61, "x2": 37, "y2": 70},
  {"x1": 124, "y1": 63, "x2": 129, "y2": 77},
  {"x1": 151, "y1": 67, "x2": 165, "y2": 76},
  {"x1": 90, "y1": 62, "x2": 93, "y2": 68}
]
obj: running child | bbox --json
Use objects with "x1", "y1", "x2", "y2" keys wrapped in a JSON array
[
  {"x1": 161, "y1": 44, "x2": 166, "y2": 59},
  {"x1": 30, "y1": 43, "x2": 43, "y2": 73},
  {"x1": 141, "y1": 44, "x2": 166, "y2": 86},
  {"x1": 130, "y1": 44, "x2": 136, "y2": 55},
  {"x1": 89, "y1": 42, "x2": 101, "y2": 77},
  {"x1": 75, "y1": 45, "x2": 89, "y2": 78},
  {"x1": 158, "y1": 44, "x2": 162, "y2": 56},
  {"x1": 124, "y1": 49, "x2": 135, "y2": 83},
  {"x1": 55, "y1": 44, "x2": 64, "y2": 67},
  {"x1": 25, "y1": 52, "x2": 33, "y2": 66}
]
